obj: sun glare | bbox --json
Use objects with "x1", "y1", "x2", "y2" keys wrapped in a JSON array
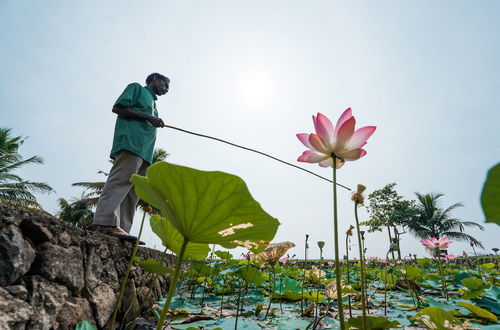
[{"x1": 236, "y1": 70, "x2": 277, "y2": 112}]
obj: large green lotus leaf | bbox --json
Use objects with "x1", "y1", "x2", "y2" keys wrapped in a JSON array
[
  {"x1": 150, "y1": 215, "x2": 210, "y2": 260},
  {"x1": 412, "y1": 306, "x2": 461, "y2": 330},
  {"x1": 346, "y1": 315, "x2": 402, "y2": 329},
  {"x1": 133, "y1": 257, "x2": 172, "y2": 276},
  {"x1": 458, "y1": 302, "x2": 498, "y2": 323},
  {"x1": 405, "y1": 265, "x2": 424, "y2": 282},
  {"x1": 237, "y1": 265, "x2": 266, "y2": 286},
  {"x1": 461, "y1": 277, "x2": 485, "y2": 291},
  {"x1": 303, "y1": 291, "x2": 326, "y2": 303},
  {"x1": 189, "y1": 260, "x2": 215, "y2": 276},
  {"x1": 131, "y1": 162, "x2": 279, "y2": 252},
  {"x1": 475, "y1": 297, "x2": 500, "y2": 315},
  {"x1": 482, "y1": 163, "x2": 500, "y2": 225},
  {"x1": 454, "y1": 272, "x2": 471, "y2": 286},
  {"x1": 484, "y1": 286, "x2": 500, "y2": 301},
  {"x1": 214, "y1": 250, "x2": 233, "y2": 260},
  {"x1": 480, "y1": 263, "x2": 496, "y2": 269}
]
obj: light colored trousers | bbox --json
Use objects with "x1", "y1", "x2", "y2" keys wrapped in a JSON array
[{"x1": 93, "y1": 150, "x2": 149, "y2": 232}]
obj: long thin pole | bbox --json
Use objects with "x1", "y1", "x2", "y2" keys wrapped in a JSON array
[{"x1": 162, "y1": 124, "x2": 351, "y2": 191}]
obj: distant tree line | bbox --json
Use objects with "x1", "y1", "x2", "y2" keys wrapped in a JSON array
[{"x1": 361, "y1": 183, "x2": 485, "y2": 258}]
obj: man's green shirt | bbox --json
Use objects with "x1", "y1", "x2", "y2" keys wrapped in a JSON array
[{"x1": 110, "y1": 83, "x2": 158, "y2": 164}]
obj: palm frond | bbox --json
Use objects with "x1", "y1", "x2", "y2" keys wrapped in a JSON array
[{"x1": 444, "y1": 231, "x2": 485, "y2": 249}]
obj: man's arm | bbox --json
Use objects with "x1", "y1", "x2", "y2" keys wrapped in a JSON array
[{"x1": 112, "y1": 104, "x2": 164, "y2": 127}]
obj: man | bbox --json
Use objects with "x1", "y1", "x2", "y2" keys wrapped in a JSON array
[{"x1": 92, "y1": 73, "x2": 169, "y2": 243}]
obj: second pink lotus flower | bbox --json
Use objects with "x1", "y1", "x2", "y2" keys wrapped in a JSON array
[
  {"x1": 297, "y1": 108, "x2": 376, "y2": 169},
  {"x1": 421, "y1": 237, "x2": 453, "y2": 250}
]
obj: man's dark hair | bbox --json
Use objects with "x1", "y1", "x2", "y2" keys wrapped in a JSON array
[{"x1": 146, "y1": 73, "x2": 170, "y2": 85}]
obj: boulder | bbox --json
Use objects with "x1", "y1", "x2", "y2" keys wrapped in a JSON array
[{"x1": 0, "y1": 203, "x2": 173, "y2": 329}]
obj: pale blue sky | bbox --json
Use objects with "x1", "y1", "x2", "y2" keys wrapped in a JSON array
[{"x1": 1, "y1": 0, "x2": 499, "y2": 259}]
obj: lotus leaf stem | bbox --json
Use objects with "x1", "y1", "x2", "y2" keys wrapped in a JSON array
[
  {"x1": 354, "y1": 202, "x2": 368, "y2": 330},
  {"x1": 156, "y1": 238, "x2": 189, "y2": 330}
]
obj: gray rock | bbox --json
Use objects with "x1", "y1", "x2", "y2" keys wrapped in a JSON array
[
  {"x1": 26, "y1": 275, "x2": 69, "y2": 330},
  {"x1": 84, "y1": 242, "x2": 119, "y2": 292},
  {"x1": 19, "y1": 218, "x2": 54, "y2": 245},
  {"x1": 0, "y1": 287, "x2": 33, "y2": 330},
  {"x1": 86, "y1": 283, "x2": 117, "y2": 328},
  {"x1": 122, "y1": 280, "x2": 140, "y2": 323},
  {"x1": 1, "y1": 203, "x2": 174, "y2": 329},
  {"x1": 5, "y1": 285, "x2": 28, "y2": 300},
  {"x1": 56, "y1": 297, "x2": 95, "y2": 330},
  {"x1": 0, "y1": 226, "x2": 36, "y2": 286},
  {"x1": 31, "y1": 242, "x2": 85, "y2": 294}
]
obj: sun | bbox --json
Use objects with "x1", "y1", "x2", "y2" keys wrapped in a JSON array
[{"x1": 236, "y1": 70, "x2": 277, "y2": 112}]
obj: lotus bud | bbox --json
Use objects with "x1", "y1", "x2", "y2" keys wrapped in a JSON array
[
  {"x1": 142, "y1": 205, "x2": 153, "y2": 214},
  {"x1": 351, "y1": 184, "x2": 366, "y2": 204}
]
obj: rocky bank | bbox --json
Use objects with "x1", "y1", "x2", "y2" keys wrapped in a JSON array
[{"x1": 0, "y1": 203, "x2": 174, "y2": 329}]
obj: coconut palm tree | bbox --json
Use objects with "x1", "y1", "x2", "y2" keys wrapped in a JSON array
[
  {"x1": 404, "y1": 192, "x2": 485, "y2": 249},
  {"x1": 0, "y1": 128, "x2": 53, "y2": 208},
  {"x1": 56, "y1": 197, "x2": 94, "y2": 229}
]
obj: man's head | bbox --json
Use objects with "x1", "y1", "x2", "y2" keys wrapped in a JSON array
[{"x1": 146, "y1": 73, "x2": 170, "y2": 96}]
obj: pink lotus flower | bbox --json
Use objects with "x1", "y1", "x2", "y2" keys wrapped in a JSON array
[
  {"x1": 420, "y1": 237, "x2": 453, "y2": 250},
  {"x1": 279, "y1": 256, "x2": 289, "y2": 265},
  {"x1": 441, "y1": 253, "x2": 457, "y2": 261},
  {"x1": 297, "y1": 108, "x2": 376, "y2": 168}
]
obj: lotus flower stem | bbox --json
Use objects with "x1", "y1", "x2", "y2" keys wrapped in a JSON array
[
  {"x1": 354, "y1": 202, "x2": 368, "y2": 329},
  {"x1": 156, "y1": 238, "x2": 189, "y2": 330},
  {"x1": 190, "y1": 262, "x2": 204, "y2": 299},
  {"x1": 345, "y1": 234, "x2": 352, "y2": 317},
  {"x1": 403, "y1": 262, "x2": 418, "y2": 309},
  {"x1": 301, "y1": 234, "x2": 309, "y2": 313},
  {"x1": 332, "y1": 157, "x2": 345, "y2": 329},
  {"x1": 279, "y1": 275, "x2": 284, "y2": 313},
  {"x1": 264, "y1": 263, "x2": 276, "y2": 319},
  {"x1": 128, "y1": 247, "x2": 169, "y2": 330},
  {"x1": 109, "y1": 210, "x2": 147, "y2": 330},
  {"x1": 435, "y1": 254, "x2": 449, "y2": 301},
  {"x1": 219, "y1": 274, "x2": 227, "y2": 318},
  {"x1": 383, "y1": 252, "x2": 390, "y2": 316},
  {"x1": 315, "y1": 244, "x2": 324, "y2": 320},
  {"x1": 234, "y1": 278, "x2": 243, "y2": 329}
]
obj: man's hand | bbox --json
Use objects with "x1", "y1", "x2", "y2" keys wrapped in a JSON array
[
  {"x1": 113, "y1": 105, "x2": 165, "y2": 127},
  {"x1": 149, "y1": 116, "x2": 165, "y2": 128}
]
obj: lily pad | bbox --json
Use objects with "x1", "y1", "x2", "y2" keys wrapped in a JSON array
[
  {"x1": 412, "y1": 306, "x2": 462, "y2": 330},
  {"x1": 132, "y1": 162, "x2": 280, "y2": 252},
  {"x1": 150, "y1": 215, "x2": 210, "y2": 260},
  {"x1": 133, "y1": 257, "x2": 172, "y2": 275},
  {"x1": 345, "y1": 315, "x2": 402, "y2": 329},
  {"x1": 237, "y1": 265, "x2": 266, "y2": 286},
  {"x1": 458, "y1": 301, "x2": 498, "y2": 323}
]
